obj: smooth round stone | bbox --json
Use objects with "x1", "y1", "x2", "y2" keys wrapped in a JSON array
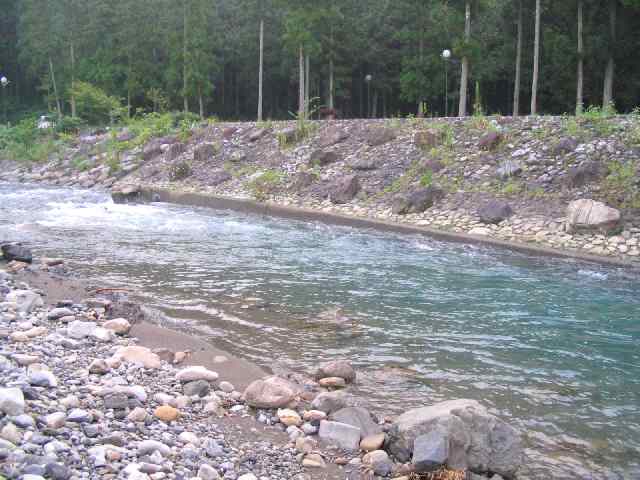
[
  {"x1": 218, "y1": 381, "x2": 235, "y2": 393},
  {"x1": 154, "y1": 405, "x2": 179, "y2": 423},
  {"x1": 45, "y1": 412, "x2": 67, "y2": 429},
  {"x1": 360, "y1": 432, "x2": 386, "y2": 452}
]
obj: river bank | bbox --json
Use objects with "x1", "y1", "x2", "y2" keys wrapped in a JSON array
[{"x1": 0, "y1": 254, "x2": 356, "y2": 480}]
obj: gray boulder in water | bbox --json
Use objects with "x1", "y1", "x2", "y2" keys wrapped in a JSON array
[
  {"x1": 1, "y1": 244, "x2": 33, "y2": 263},
  {"x1": 386, "y1": 399, "x2": 523, "y2": 479}
]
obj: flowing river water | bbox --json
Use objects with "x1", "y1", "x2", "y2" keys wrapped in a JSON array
[{"x1": 1, "y1": 183, "x2": 639, "y2": 479}]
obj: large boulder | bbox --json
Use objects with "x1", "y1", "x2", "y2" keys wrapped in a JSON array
[
  {"x1": 412, "y1": 428, "x2": 450, "y2": 472},
  {"x1": 478, "y1": 132, "x2": 503, "y2": 151},
  {"x1": 329, "y1": 175, "x2": 360, "y2": 204},
  {"x1": 386, "y1": 399, "x2": 523, "y2": 479},
  {"x1": 365, "y1": 127, "x2": 396, "y2": 147},
  {"x1": 315, "y1": 360, "x2": 356, "y2": 383},
  {"x1": 478, "y1": 200, "x2": 514, "y2": 224},
  {"x1": 350, "y1": 158, "x2": 379, "y2": 171},
  {"x1": 309, "y1": 150, "x2": 340, "y2": 167},
  {"x1": 243, "y1": 376, "x2": 298, "y2": 409},
  {"x1": 330, "y1": 407, "x2": 381, "y2": 438},
  {"x1": 415, "y1": 129, "x2": 444, "y2": 150},
  {"x1": 318, "y1": 420, "x2": 361, "y2": 451},
  {"x1": 565, "y1": 161, "x2": 604, "y2": 188},
  {"x1": 497, "y1": 160, "x2": 522, "y2": 179},
  {"x1": 165, "y1": 143, "x2": 186, "y2": 162},
  {"x1": 6, "y1": 290, "x2": 43, "y2": 315},
  {"x1": 111, "y1": 184, "x2": 141, "y2": 204},
  {"x1": 567, "y1": 199, "x2": 621, "y2": 233},
  {"x1": 553, "y1": 137, "x2": 579, "y2": 156},
  {"x1": 193, "y1": 143, "x2": 217, "y2": 163},
  {"x1": 291, "y1": 172, "x2": 317, "y2": 191},
  {"x1": 319, "y1": 126, "x2": 349, "y2": 147},
  {"x1": 392, "y1": 187, "x2": 444, "y2": 215},
  {"x1": 1, "y1": 244, "x2": 33, "y2": 263}
]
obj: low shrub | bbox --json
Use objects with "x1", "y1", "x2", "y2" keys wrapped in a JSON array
[
  {"x1": 247, "y1": 169, "x2": 284, "y2": 201},
  {"x1": 69, "y1": 81, "x2": 123, "y2": 125}
]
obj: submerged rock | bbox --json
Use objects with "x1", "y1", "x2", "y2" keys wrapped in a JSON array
[
  {"x1": 1, "y1": 244, "x2": 33, "y2": 263},
  {"x1": 315, "y1": 360, "x2": 356, "y2": 383}
]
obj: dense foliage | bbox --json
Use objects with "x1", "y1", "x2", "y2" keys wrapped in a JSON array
[{"x1": 0, "y1": 0, "x2": 639, "y2": 123}]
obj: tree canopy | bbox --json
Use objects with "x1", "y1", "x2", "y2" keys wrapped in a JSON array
[{"x1": 1, "y1": 0, "x2": 639, "y2": 122}]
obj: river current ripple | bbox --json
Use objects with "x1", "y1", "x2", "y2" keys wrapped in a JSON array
[{"x1": 1, "y1": 183, "x2": 639, "y2": 479}]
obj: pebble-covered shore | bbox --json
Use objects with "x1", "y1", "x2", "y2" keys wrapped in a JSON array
[
  {"x1": 0, "y1": 251, "x2": 522, "y2": 480},
  {"x1": 0, "y1": 262, "x2": 331, "y2": 480}
]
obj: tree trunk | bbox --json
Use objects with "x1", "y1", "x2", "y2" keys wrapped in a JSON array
[
  {"x1": 234, "y1": 70, "x2": 240, "y2": 118},
  {"x1": 298, "y1": 45, "x2": 305, "y2": 119},
  {"x1": 258, "y1": 18, "x2": 264, "y2": 121},
  {"x1": 49, "y1": 56, "x2": 62, "y2": 121},
  {"x1": 531, "y1": 0, "x2": 541, "y2": 115},
  {"x1": 127, "y1": 56, "x2": 132, "y2": 118},
  {"x1": 70, "y1": 43, "x2": 76, "y2": 118},
  {"x1": 372, "y1": 90, "x2": 379, "y2": 118},
  {"x1": 182, "y1": 0, "x2": 189, "y2": 114},
  {"x1": 602, "y1": 0, "x2": 616, "y2": 109},
  {"x1": 199, "y1": 87, "x2": 204, "y2": 119},
  {"x1": 458, "y1": 0, "x2": 471, "y2": 117},
  {"x1": 329, "y1": 24, "x2": 335, "y2": 111},
  {"x1": 576, "y1": 0, "x2": 584, "y2": 114},
  {"x1": 513, "y1": 0, "x2": 523, "y2": 116},
  {"x1": 305, "y1": 54, "x2": 310, "y2": 119}
]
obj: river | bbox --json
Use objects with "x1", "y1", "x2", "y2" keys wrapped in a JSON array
[{"x1": 1, "y1": 183, "x2": 639, "y2": 479}]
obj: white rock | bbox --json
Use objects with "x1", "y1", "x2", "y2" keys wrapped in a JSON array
[
  {"x1": 67, "y1": 320, "x2": 98, "y2": 339},
  {"x1": 175, "y1": 366, "x2": 219, "y2": 382},
  {"x1": 28, "y1": 370, "x2": 58, "y2": 388},
  {"x1": 112, "y1": 346, "x2": 161, "y2": 369},
  {"x1": 45, "y1": 412, "x2": 67, "y2": 429},
  {"x1": 197, "y1": 464, "x2": 220, "y2": 480},
  {"x1": 103, "y1": 318, "x2": 131, "y2": 335},
  {"x1": 178, "y1": 431, "x2": 200, "y2": 446}
]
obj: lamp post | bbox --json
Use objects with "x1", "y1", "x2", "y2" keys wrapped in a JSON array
[
  {"x1": 365, "y1": 74, "x2": 373, "y2": 118},
  {"x1": 441, "y1": 50, "x2": 451, "y2": 117},
  {"x1": 0, "y1": 76, "x2": 8, "y2": 124}
]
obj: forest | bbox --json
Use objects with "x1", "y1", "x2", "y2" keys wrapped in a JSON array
[{"x1": 1, "y1": 0, "x2": 640, "y2": 123}]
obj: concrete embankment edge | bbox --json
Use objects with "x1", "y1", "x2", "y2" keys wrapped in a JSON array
[{"x1": 139, "y1": 187, "x2": 640, "y2": 270}]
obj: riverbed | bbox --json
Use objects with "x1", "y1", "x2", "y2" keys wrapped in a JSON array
[{"x1": 1, "y1": 182, "x2": 639, "y2": 479}]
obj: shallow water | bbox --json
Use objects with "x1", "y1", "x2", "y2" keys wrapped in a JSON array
[{"x1": 1, "y1": 183, "x2": 639, "y2": 479}]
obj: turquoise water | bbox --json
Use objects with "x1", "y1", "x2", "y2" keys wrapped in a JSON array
[{"x1": 1, "y1": 183, "x2": 639, "y2": 479}]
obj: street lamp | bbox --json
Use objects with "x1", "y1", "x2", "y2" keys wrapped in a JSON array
[
  {"x1": 365, "y1": 74, "x2": 373, "y2": 118},
  {"x1": 441, "y1": 50, "x2": 451, "y2": 117},
  {"x1": 1, "y1": 75, "x2": 9, "y2": 124}
]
